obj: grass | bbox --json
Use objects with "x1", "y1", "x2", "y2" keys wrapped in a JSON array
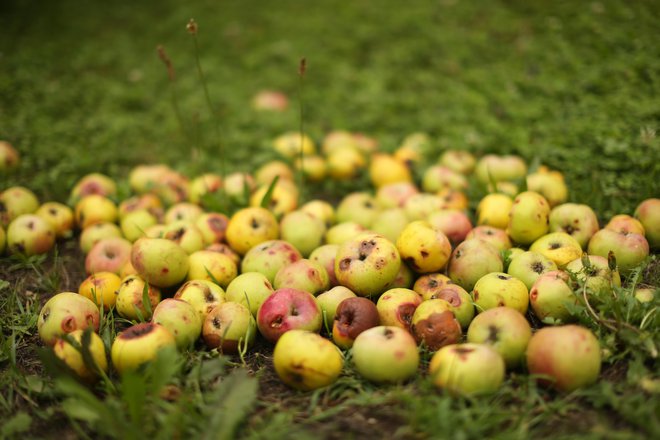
[{"x1": 1, "y1": 0, "x2": 659, "y2": 438}]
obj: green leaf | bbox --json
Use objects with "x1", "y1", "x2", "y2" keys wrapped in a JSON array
[
  {"x1": 1, "y1": 411, "x2": 32, "y2": 438},
  {"x1": 202, "y1": 370, "x2": 258, "y2": 440},
  {"x1": 259, "y1": 175, "x2": 279, "y2": 209}
]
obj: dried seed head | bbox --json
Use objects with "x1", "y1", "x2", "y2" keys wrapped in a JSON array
[
  {"x1": 157, "y1": 45, "x2": 175, "y2": 81},
  {"x1": 187, "y1": 18, "x2": 198, "y2": 35},
  {"x1": 298, "y1": 57, "x2": 307, "y2": 76}
]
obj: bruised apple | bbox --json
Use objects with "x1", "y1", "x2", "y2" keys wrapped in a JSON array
[
  {"x1": 332, "y1": 297, "x2": 380, "y2": 349},
  {"x1": 256, "y1": 288, "x2": 322, "y2": 343},
  {"x1": 111, "y1": 323, "x2": 176, "y2": 374}
]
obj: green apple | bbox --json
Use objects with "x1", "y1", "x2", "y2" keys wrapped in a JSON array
[
  {"x1": 351, "y1": 326, "x2": 419, "y2": 384},
  {"x1": 507, "y1": 251, "x2": 558, "y2": 290},
  {"x1": 507, "y1": 191, "x2": 550, "y2": 245},
  {"x1": 472, "y1": 272, "x2": 528, "y2": 314},
  {"x1": 152, "y1": 298, "x2": 202, "y2": 349},
  {"x1": 396, "y1": 221, "x2": 452, "y2": 274},
  {"x1": 38, "y1": 292, "x2": 100, "y2": 345},
  {"x1": 529, "y1": 270, "x2": 577, "y2": 323},
  {"x1": 447, "y1": 239, "x2": 503, "y2": 291},
  {"x1": 131, "y1": 237, "x2": 189, "y2": 288},
  {"x1": 111, "y1": 322, "x2": 176, "y2": 374},
  {"x1": 203, "y1": 302, "x2": 256, "y2": 353},
  {"x1": 225, "y1": 272, "x2": 275, "y2": 317}
]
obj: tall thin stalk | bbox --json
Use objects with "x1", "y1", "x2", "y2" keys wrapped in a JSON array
[
  {"x1": 297, "y1": 57, "x2": 307, "y2": 199},
  {"x1": 157, "y1": 45, "x2": 190, "y2": 152}
]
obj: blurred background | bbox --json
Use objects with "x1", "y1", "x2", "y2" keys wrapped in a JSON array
[{"x1": 1, "y1": 0, "x2": 658, "y2": 214}]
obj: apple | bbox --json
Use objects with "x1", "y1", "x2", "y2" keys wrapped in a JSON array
[
  {"x1": 327, "y1": 146, "x2": 366, "y2": 180},
  {"x1": 0, "y1": 186, "x2": 39, "y2": 226},
  {"x1": 635, "y1": 198, "x2": 660, "y2": 248},
  {"x1": 128, "y1": 164, "x2": 172, "y2": 194},
  {"x1": 316, "y1": 286, "x2": 357, "y2": 330},
  {"x1": 273, "y1": 330, "x2": 343, "y2": 390},
  {"x1": 634, "y1": 286, "x2": 655, "y2": 303},
  {"x1": 385, "y1": 261, "x2": 415, "y2": 289},
  {"x1": 223, "y1": 172, "x2": 256, "y2": 201},
  {"x1": 526, "y1": 167, "x2": 568, "y2": 207},
  {"x1": 332, "y1": 297, "x2": 380, "y2": 349},
  {"x1": 472, "y1": 272, "x2": 529, "y2": 315},
  {"x1": 85, "y1": 237, "x2": 132, "y2": 275},
  {"x1": 370, "y1": 208, "x2": 409, "y2": 244},
  {"x1": 188, "y1": 173, "x2": 223, "y2": 205},
  {"x1": 429, "y1": 343, "x2": 505, "y2": 396},
  {"x1": 249, "y1": 179, "x2": 298, "y2": 218},
  {"x1": 272, "y1": 132, "x2": 316, "y2": 159},
  {"x1": 225, "y1": 207, "x2": 280, "y2": 255},
  {"x1": 396, "y1": 221, "x2": 452, "y2": 273},
  {"x1": 309, "y1": 244, "x2": 340, "y2": 287},
  {"x1": 78, "y1": 271, "x2": 122, "y2": 311},
  {"x1": 187, "y1": 250, "x2": 237, "y2": 288},
  {"x1": 325, "y1": 221, "x2": 368, "y2": 245},
  {"x1": 70, "y1": 173, "x2": 117, "y2": 203},
  {"x1": 465, "y1": 225, "x2": 511, "y2": 251},
  {"x1": 6, "y1": 214, "x2": 55, "y2": 256},
  {"x1": 205, "y1": 243, "x2": 241, "y2": 266},
  {"x1": 375, "y1": 182, "x2": 418, "y2": 209},
  {"x1": 548, "y1": 203, "x2": 600, "y2": 249},
  {"x1": 53, "y1": 329, "x2": 108, "y2": 382},
  {"x1": 203, "y1": 302, "x2": 256, "y2": 353},
  {"x1": 410, "y1": 299, "x2": 462, "y2": 351},
  {"x1": 225, "y1": 272, "x2": 275, "y2": 317},
  {"x1": 404, "y1": 193, "x2": 445, "y2": 221},
  {"x1": 241, "y1": 239, "x2": 302, "y2": 283},
  {"x1": 477, "y1": 193, "x2": 514, "y2": 230},
  {"x1": 436, "y1": 188, "x2": 469, "y2": 211},
  {"x1": 376, "y1": 288, "x2": 422, "y2": 329},
  {"x1": 119, "y1": 259, "x2": 138, "y2": 279},
  {"x1": 252, "y1": 90, "x2": 289, "y2": 111},
  {"x1": 475, "y1": 154, "x2": 527, "y2": 183},
  {"x1": 529, "y1": 270, "x2": 578, "y2": 323},
  {"x1": 152, "y1": 298, "x2": 202, "y2": 349},
  {"x1": 115, "y1": 275, "x2": 161, "y2": 320},
  {"x1": 38, "y1": 292, "x2": 100, "y2": 345},
  {"x1": 529, "y1": 232, "x2": 583, "y2": 268},
  {"x1": 256, "y1": 288, "x2": 322, "y2": 343},
  {"x1": 280, "y1": 210, "x2": 326, "y2": 257},
  {"x1": 335, "y1": 192, "x2": 380, "y2": 228},
  {"x1": 565, "y1": 255, "x2": 621, "y2": 301},
  {"x1": 174, "y1": 279, "x2": 225, "y2": 322},
  {"x1": 163, "y1": 220, "x2": 205, "y2": 254},
  {"x1": 588, "y1": 229, "x2": 649, "y2": 274},
  {"x1": 526, "y1": 325, "x2": 601, "y2": 392},
  {"x1": 466, "y1": 306, "x2": 531, "y2": 369},
  {"x1": 111, "y1": 322, "x2": 176, "y2": 374},
  {"x1": 369, "y1": 153, "x2": 412, "y2": 188},
  {"x1": 151, "y1": 170, "x2": 190, "y2": 206},
  {"x1": 427, "y1": 210, "x2": 473, "y2": 246},
  {"x1": 164, "y1": 202, "x2": 204, "y2": 225},
  {"x1": 447, "y1": 239, "x2": 503, "y2": 291},
  {"x1": 0, "y1": 140, "x2": 20, "y2": 171},
  {"x1": 335, "y1": 233, "x2": 401, "y2": 297},
  {"x1": 604, "y1": 214, "x2": 645, "y2": 236},
  {"x1": 412, "y1": 273, "x2": 453, "y2": 300},
  {"x1": 322, "y1": 130, "x2": 359, "y2": 154},
  {"x1": 120, "y1": 209, "x2": 158, "y2": 242},
  {"x1": 35, "y1": 202, "x2": 74, "y2": 238},
  {"x1": 422, "y1": 165, "x2": 468, "y2": 193},
  {"x1": 0, "y1": 227, "x2": 5, "y2": 254},
  {"x1": 300, "y1": 199, "x2": 336, "y2": 228},
  {"x1": 195, "y1": 212, "x2": 229, "y2": 245},
  {"x1": 294, "y1": 155, "x2": 327, "y2": 183},
  {"x1": 79, "y1": 222, "x2": 123, "y2": 254},
  {"x1": 74, "y1": 195, "x2": 118, "y2": 229},
  {"x1": 255, "y1": 160, "x2": 295, "y2": 186},
  {"x1": 118, "y1": 194, "x2": 163, "y2": 220},
  {"x1": 507, "y1": 191, "x2": 550, "y2": 245},
  {"x1": 507, "y1": 250, "x2": 558, "y2": 291},
  {"x1": 131, "y1": 237, "x2": 189, "y2": 288},
  {"x1": 351, "y1": 326, "x2": 419, "y2": 384},
  {"x1": 417, "y1": 282, "x2": 474, "y2": 329},
  {"x1": 439, "y1": 150, "x2": 476, "y2": 174},
  {"x1": 273, "y1": 259, "x2": 329, "y2": 295}
]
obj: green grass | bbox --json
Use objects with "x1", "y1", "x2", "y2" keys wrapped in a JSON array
[{"x1": 1, "y1": 0, "x2": 659, "y2": 438}]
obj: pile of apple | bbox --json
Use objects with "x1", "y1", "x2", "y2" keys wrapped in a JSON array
[{"x1": 1, "y1": 132, "x2": 658, "y2": 395}]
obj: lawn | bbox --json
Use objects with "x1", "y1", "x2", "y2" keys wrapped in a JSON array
[{"x1": 1, "y1": 0, "x2": 659, "y2": 438}]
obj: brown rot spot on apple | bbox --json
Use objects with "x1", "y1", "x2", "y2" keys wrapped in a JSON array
[
  {"x1": 436, "y1": 289, "x2": 461, "y2": 307},
  {"x1": 49, "y1": 208, "x2": 57, "y2": 215},
  {"x1": 397, "y1": 303, "x2": 417, "y2": 326},
  {"x1": 530, "y1": 289, "x2": 538, "y2": 301},
  {"x1": 497, "y1": 274, "x2": 509, "y2": 280},
  {"x1": 123, "y1": 277, "x2": 135, "y2": 286},
  {"x1": 162, "y1": 267, "x2": 169, "y2": 274},
  {"x1": 339, "y1": 258, "x2": 352, "y2": 270},
  {"x1": 532, "y1": 261, "x2": 545, "y2": 274},
  {"x1": 453, "y1": 346, "x2": 475, "y2": 360},
  {"x1": 212, "y1": 317, "x2": 221, "y2": 328},
  {"x1": 420, "y1": 250, "x2": 429, "y2": 258},
  {"x1": 383, "y1": 328, "x2": 394, "y2": 339},
  {"x1": 394, "y1": 350, "x2": 405, "y2": 360},
  {"x1": 473, "y1": 290, "x2": 479, "y2": 300},
  {"x1": 41, "y1": 308, "x2": 50, "y2": 322},
  {"x1": 412, "y1": 311, "x2": 461, "y2": 350},
  {"x1": 104, "y1": 249, "x2": 116, "y2": 259},
  {"x1": 487, "y1": 324, "x2": 499, "y2": 343},
  {"x1": 271, "y1": 315, "x2": 284, "y2": 328},
  {"x1": 290, "y1": 306, "x2": 299, "y2": 316},
  {"x1": 120, "y1": 322, "x2": 155, "y2": 339},
  {"x1": 404, "y1": 256, "x2": 420, "y2": 271},
  {"x1": 170, "y1": 228, "x2": 185, "y2": 241},
  {"x1": 454, "y1": 250, "x2": 462, "y2": 259},
  {"x1": 359, "y1": 240, "x2": 377, "y2": 260},
  {"x1": 549, "y1": 242, "x2": 561, "y2": 250},
  {"x1": 428, "y1": 279, "x2": 438, "y2": 288}
]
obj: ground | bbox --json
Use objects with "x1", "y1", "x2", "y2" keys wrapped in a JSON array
[{"x1": 1, "y1": 0, "x2": 659, "y2": 438}]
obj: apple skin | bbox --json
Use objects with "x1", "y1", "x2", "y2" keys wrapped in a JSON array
[
  {"x1": 466, "y1": 307, "x2": 531, "y2": 369},
  {"x1": 0, "y1": 140, "x2": 20, "y2": 171},
  {"x1": 375, "y1": 182, "x2": 419, "y2": 209},
  {"x1": 427, "y1": 210, "x2": 473, "y2": 246},
  {"x1": 605, "y1": 214, "x2": 645, "y2": 235},
  {"x1": 249, "y1": 180, "x2": 298, "y2": 219},
  {"x1": 529, "y1": 232, "x2": 583, "y2": 268},
  {"x1": 164, "y1": 202, "x2": 204, "y2": 225},
  {"x1": 225, "y1": 272, "x2": 275, "y2": 317},
  {"x1": 78, "y1": 271, "x2": 122, "y2": 311},
  {"x1": 128, "y1": 164, "x2": 171, "y2": 194},
  {"x1": 404, "y1": 193, "x2": 445, "y2": 221},
  {"x1": 187, "y1": 250, "x2": 237, "y2": 288},
  {"x1": 120, "y1": 209, "x2": 158, "y2": 242},
  {"x1": 6, "y1": 214, "x2": 56, "y2": 256},
  {"x1": 335, "y1": 233, "x2": 401, "y2": 297},
  {"x1": 74, "y1": 195, "x2": 118, "y2": 229},
  {"x1": 587, "y1": 229, "x2": 649, "y2": 274},
  {"x1": 475, "y1": 154, "x2": 527, "y2": 183},
  {"x1": 163, "y1": 221, "x2": 205, "y2": 254},
  {"x1": 152, "y1": 298, "x2": 202, "y2": 350},
  {"x1": 327, "y1": 146, "x2": 366, "y2": 180},
  {"x1": 371, "y1": 208, "x2": 410, "y2": 244},
  {"x1": 131, "y1": 237, "x2": 189, "y2": 288},
  {"x1": 351, "y1": 326, "x2": 420, "y2": 384},
  {"x1": 429, "y1": 343, "x2": 506, "y2": 396},
  {"x1": 195, "y1": 212, "x2": 229, "y2": 245},
  {"x1": 413, "y1": 273, "x2": 453, "y2": 300},
  {"x1": 309, "y1": 244, "x2": 340, "y2": 287},
  {"x1": 0, "y1": 186, "x2": 40, "y2": 226},
  {"x1": 507, "y1": 191, "x2": 551, "y2": 245},
  {"x1": 70, "y1": 173, "x2": 117, "y2": 203},
  {"x1": 300, "y1": 199, "x2": 336, "y2": 228},
  {"x1": 565, "y1": 255, "x2": 621, "y2": 301},
  {"x1": 85, "y1": 237, "x2": 132, "y2": 275},
  {"x1": 369, "y1": 153, "x2": 412, "y2": 188},
  {"x1": 472, "y1": 272, "x2": 529, "y2": 315},
  {"x1": 376, "y1": 288, "x2": 422, "y2": 330},
  {"x1": 111, "y1": 322, "x2": 176, "y2": 374},
  {"x1": 526, "y1": 325, "x2": 601, "y2": 392},
  {"x1": 174, "y1": 279, "x2": 225, "y2": 323},
  {"x1": 115, "y1": 275, "x2": 162, "y2": 320},
  {"x1": 53, "y1": 329, "x2": 108, "y2": 382},
  {"x1": 332, "y1": 297, "x2": 380, "y2": 349},
  {"x1": 447, "y1": 239, "x2": 504, "y2": 292},
  {"x1": 118, "y1": 194, "x2": 163, "y2": 220},
  {"x1": 634, "y1": 198, "x2": 660, "y2": 248},
  {"x1": 272, "y1": 132, "x2": 316, "y2": 159},
  {"x1": 38, "y1": 292, "x2": 100, "y2": 345},
  {"x1": 188, "y1": 173, "x2": 223, "y2": 205},
  {"x1": 273, "y1": 330, "x2": 343, "y2": 391},
  {"x1": 225, "y1": 207, "x2": 280, "y2": 255},
  {"x1": 203, "y1": 302, "x2": 256, "y2": 353},
  {"x1": 529, "y1": 270, "x2": 578, "y2": 324},
  {"x1": 396, "y1": 221, "x2": 452, "y2": 274},
  {"x1": 316, "y1": 286, "x2": 357, "y2": 330},
  {"x1": 477, "y1": 193, "x2": 514, "y2": 230},
  {"x1": 256, "y1": 288, "x2": 322, "y2": 343},
  {"x1": 223, "y1": 172, "x2": 256, "y2": 201},
  {"x1": 325, "y1": 221, "x2": 368, "y2": 245},
  {"x1": 410, "y1": 299, "x2": 462, "y2": 351},
  {"x1": 424, "y1": 284, "x2": 474, "y2": 330},
  {"x1": 0, "y1": 226, "x2": 5, "y2": 254},
  {"x1": 385, "y1": 261, "x2": 415, "y2": 289},
  {"x1": 507, "y1": 251, "x2": 558, "y2": 291},
  {"x1": 526, "y1": 167, "x2": 568, "y2": 207},
  {"x1": 440, "y1": 150, "x2": 476, "y2": 174},
  {"x1": 548, "y1": 203, "x2": 600, "y2": 249},
  {"x1": 205, "y1": 243, "x2": 241, "y2": 266},
  {"x1": 79, "y1": 222, "x2": 123, "y2": 254},
  {"x1": 336, "y1": 192, "x2": 380, "y2": 228},
  {"x1": 279, "y1": 211, "x2": 327, "y2": 257},
  {"x1": 241, "y1": 240, "x2": 302, "y2": 284},
  {"x1": 273, "y1": 259, "x2": 329, "y2": 295},
  {"x1": 422, "y1": 165, "x2": 468, "y2": 193},
  {"x1": 465, "y1": 226, "x2": 512, "y2": 252},
  {"x1": 36, "y1": 202, "x2": 74, "y2": 238}
]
